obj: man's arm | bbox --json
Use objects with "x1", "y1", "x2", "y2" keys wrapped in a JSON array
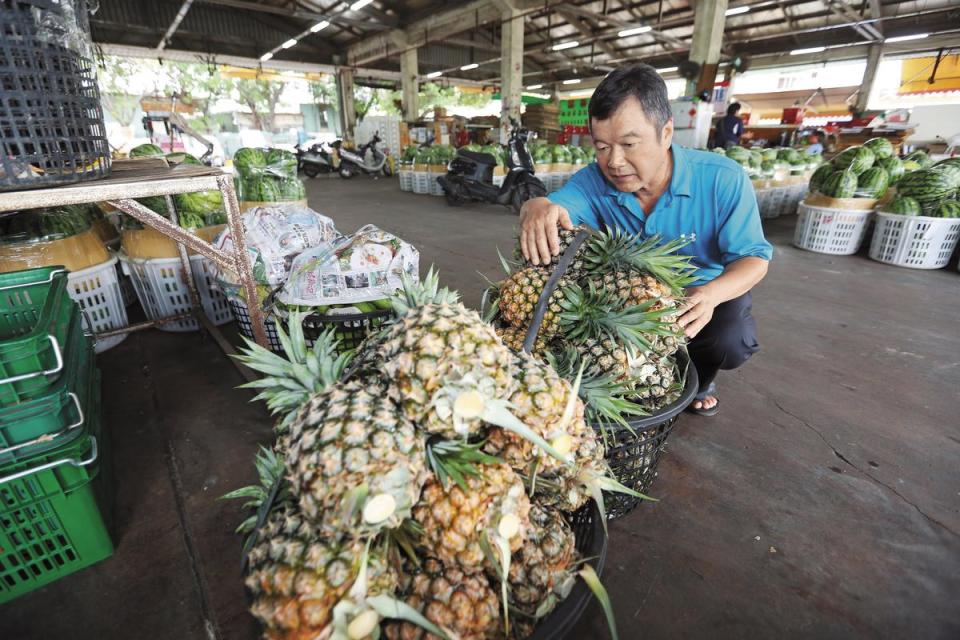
[{"x1": 677, "y1": 256, "x2": 769, "y2": 338}]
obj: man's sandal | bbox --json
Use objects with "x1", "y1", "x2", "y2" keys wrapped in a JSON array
[{"x1": 686, "y1": 381, "x2": 720, "y2": 417}]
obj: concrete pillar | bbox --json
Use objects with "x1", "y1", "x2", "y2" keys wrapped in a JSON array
[
  {"x1": 499, "y1": 8, "x2": 523, "y2": 143},
  {"x1": 856, "y1": 43, "x2": 883, "y2": 113},
  {"x1": 400, "y1": 47, "x2": 419, "y2": 123},
  {"x1": 686, "y1": 0, "x2": 728, "y2": 98},
  {"x1": 336, "y1": 67, "x2": 357, "y2": 140}
]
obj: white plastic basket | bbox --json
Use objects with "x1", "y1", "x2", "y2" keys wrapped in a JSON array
[
  {"x1": 755, "y1": 188, "x2": 780, "y2": 219},
  {"x1": 788, "y1": 183, "x2": 808, "y2": 215},
  {"x1": 412, "y1": 171, "x2": 431, "y2": 194},
  {"x1": 794, "y1": 202, "x2": 873, "y2": 255},
  {"x1": 398, "y1": 170, "x2": 414, "y2": 192},
  {"x1": 119, "y1": 254, "x2": 234, "y2": 332},
  {"x1": 868, "y1": 211, "x2": 960, "y2": 269},
  {"x1": 429, "y1": 173, "x2": 444, "y2": 197},
  {"x1": 66, "y1": 255, "x2": 130, "y2": 353}
]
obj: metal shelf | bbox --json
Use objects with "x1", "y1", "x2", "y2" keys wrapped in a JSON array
[{"x1": 0, "y1": 159, "x2": 269, "y2": 356}]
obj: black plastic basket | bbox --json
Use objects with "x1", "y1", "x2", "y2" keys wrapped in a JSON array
[
  {"x1": 302, "y1": 309, "x2": 393, "y2": 352},
  {"x1": 594, "y1": 350, "x2": 698, "y2": 520},
  {"x1": 0, "y1": 0, "x2": 111, "y2": 192},
  {"x1": 230, "y1": 298, "x2": 392, "y2": 353},
  {"x1": 529, "y1": 501, "x2": 608, "y2": 640}
]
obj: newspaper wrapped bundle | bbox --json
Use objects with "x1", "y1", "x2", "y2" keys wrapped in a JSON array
[
  {"x1": 212, "y1": 204, "x2": 340, "y2": 304},
  {"x1": 279, "y1": 224, "x2": 419, "y2": 307}
]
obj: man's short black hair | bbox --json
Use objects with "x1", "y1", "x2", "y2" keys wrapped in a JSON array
[
  {"x1": 727, "y1": 102, "x2": 742, "y2": 116},
  {"x1": 589, "y1": 64, "x2": 672, "y2": 137}
]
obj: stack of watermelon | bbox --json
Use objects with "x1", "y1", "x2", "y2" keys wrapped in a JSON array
[
  {"x1": 886, "y1": 157, "x2": 960, "y2": 217},
  {"x1": 809, "y1": 139, "x2": 895, "y2": 200}
]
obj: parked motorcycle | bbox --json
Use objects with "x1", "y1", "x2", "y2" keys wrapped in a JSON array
[
  {"x1": 438, "y1": 119, "x2": 546, "y2": 214},
  {"x1": 337, "y1": 132, "x2": 392, "y2": 179},
  {"x1": 296, "y1": 140, "x2": 339, "y2": 177}
]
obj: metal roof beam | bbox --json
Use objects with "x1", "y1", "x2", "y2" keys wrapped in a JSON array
[{"x1": 196, "y1": 0, "x2": 396, "y2": 31}]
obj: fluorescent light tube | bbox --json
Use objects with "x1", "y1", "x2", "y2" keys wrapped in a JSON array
[
  {"x1": 281, "y1": 39, "x2": 297, "y2": 49},
  {"x1": 725, "y1": 6, "x2": 749, "y2": 16},
  {"x1": 562, "y1": 78, "x2": 581, "y2": 85},
  {"x1": 526, "y1": 84, "x2": 543, "y2": 90},
  {"x1": 311, "y1": 20, "x2": 330, "y2": 33},
  {"x1": 552, "y1": 41, "x2": 580, "y2": 51},
  {"x1": 460, "y1": 63, "x2": 479, "y2": 71},
  {"x1": 618, "y1": 26, "x2": 652, "y2": 37},
  {"x1": 260, "y1": 52, "x2": 273, "y2": 61},
  {"x1": 350, "y1": 0, "x2": 373, "y2": 10},
  {"x1": 426, "y1": 71, "x2": 442, "y2": 78},
  {"x1": 885, "y1": 33, "x2": 928, "y2": 43},
  {"x1": 790, "y1": 46, "x2": 826, "y2": 55}
]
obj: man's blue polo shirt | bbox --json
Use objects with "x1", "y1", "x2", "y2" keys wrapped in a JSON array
[{"x1": 547, "y1": 145, "x2": 773, "y2": 285}]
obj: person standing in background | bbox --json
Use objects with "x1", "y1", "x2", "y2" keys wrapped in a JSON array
[{"x1": 714, "y1": 102, "x2": 745, "y2": 149}]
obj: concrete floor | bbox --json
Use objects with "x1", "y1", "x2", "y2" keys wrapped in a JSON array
[{"x1": 3, "y1": 176, "x2": 959, "y2": 639}]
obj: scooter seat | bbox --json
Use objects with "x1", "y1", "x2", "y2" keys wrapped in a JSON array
[{"x1": 457, "y1": 150, "x2": 497, "y2": 166}]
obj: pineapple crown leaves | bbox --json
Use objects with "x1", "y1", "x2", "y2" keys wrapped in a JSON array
[
  {"x1": 234, "y1": 311, "x2": 354, "y2": 422},
  {"x1": 426, "y1": 438, "x2": 503, "y2": 492},
  {"x1": 219, "y1": 446, "x2": 291, "y2": 536},
  {"x1": 578, "y1": 564, "x2": 621, "y2": 640},
  {"x1": 391, "y1": 266, "x2": 460, "y2": 317},
  {"x1": 478, "y1": 247, "x2": 516, "y2": 323},
  {"x1": 546, "y1": 347, "x2": 649, "y2": 430},
  {"x1": 558, "y1": 282, "x2": 675, "y2": 352},
  {"x1": 583, "y1": 229, "x2": 698, "y2": 295}
]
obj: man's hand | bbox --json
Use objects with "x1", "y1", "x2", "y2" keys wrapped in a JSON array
[
  {"x1": 677, "y1": 285, "x2": 718, "y2": 339},
  {"x1": 519, "y1": 197, "x2": 574, "y2": 265}
]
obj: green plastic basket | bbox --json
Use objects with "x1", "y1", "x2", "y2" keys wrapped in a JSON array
[
  {"x1": 0, "y1": 376, "x2": 110, "y2": 603},
  {"x1": 0, "y1": 267, "x2": 77, "y2": 406},
  {"x1": 0, "y1": 314, "x2": 94, "y2": 465}
]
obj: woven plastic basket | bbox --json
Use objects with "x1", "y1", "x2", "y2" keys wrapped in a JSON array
[
  {"x1": 868, "y1": 211, "x2": 960, "y2": 269},
  {"x1": 398, "y1": 170, "x2": 414, "y2": 192},
  {"x1": 119, "y1": 254, "x2": 233, "y2": 332},
  {"x1": 66, "y1": 256, "x2": 129, "y2": 353},
  {"x1": 412, "y1": 171, "x2": 431, "y2": 194},
  {"x1": 794, "y1": 202, "x2": 873, "y2": 255},
  {"x1": 0, "y1": 0, "x2": 110, "y2": 191}
]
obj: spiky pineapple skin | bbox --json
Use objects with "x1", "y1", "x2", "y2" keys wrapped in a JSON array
[
  {"x1": 283, "y1": 381, "x2": 428, "y2": 534},
  {"x1": 535, "y1": 424, "x2": 607, "y2": 513},
  {"x1": 384, "y1": 558, "x2": 502, "y2": 640},
  {"x1": 495, "y1": 325, "x2": 549, "y2": 356},
  {"x1": 378, "y1": 302, "x2": 516, "y2": 437},
  {"x1": 506, "y1": 504, "x2": 577, "y2": 611},
  {"x1": 413, "y1": 464, "x2": 531, "y2": 572},
  {"x1": 245, "y1": 505, "x2": 397, "y2": 640},
  {"x1": 498, "y1": 267, "x2": 567, "y2": 338}
]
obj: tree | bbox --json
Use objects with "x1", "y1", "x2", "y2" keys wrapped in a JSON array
[{"x1": 231, "y1": 78, "x2": 285, "y2": 132}]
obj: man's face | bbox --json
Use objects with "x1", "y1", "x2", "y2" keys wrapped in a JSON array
[{"x1": 591, "y1": 96, "x2": 674, "y2": 194}]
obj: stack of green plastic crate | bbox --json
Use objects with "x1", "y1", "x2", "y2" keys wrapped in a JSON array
[{"x1": 0, "y1": 266, "x2": 111, "y2": 604}]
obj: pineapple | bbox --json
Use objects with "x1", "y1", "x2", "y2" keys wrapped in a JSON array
[
  {"x1": 245, "y1": 505, "x2": 398, "y2": 640},
  {"x1": 384, "y1": 557, "x2": 501, "y2": 640},
  {"x1": 284, "y1": 380, "x2": 429, "y2": 535},
  {"x1": 497, "y1": 266, "x2": 568, "y2": 338},
  {"x1": 413, "y1": 463, "x2": 531, "y2": 572},
  {"x1": 483, "y1": 353, "x2": 591, "y2": 477},
  {"x1": 516, "y1": 226, "x2": 592, "y2": 276},
  {"x1": 495, "y1": 325, "x2": 550, "y2": 356},
  {"x1": 581, "y1": 230, "x2": 696, "y2": 295},
  {"x1": 505, "y1": 504, "x2": 578, "y2": 638},
  {"x1": 378, "y1": 301, "x2": 517, "y2": 438},
  {"x1": 632, "y1": 353, "x2": 679, "y2": 404}
]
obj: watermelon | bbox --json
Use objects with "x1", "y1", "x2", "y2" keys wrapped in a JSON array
[
  {"x1": 877, "y1": 156, "x2": 905, "y2": 185},
  {"x1": 936, "y1": 201, "x2": 960, "y2": 219},
  {"x1": 831, "y1": 146, "x2": 875, "y2": 175},
  {"x1": 887, "y1": 195, "x2": 922, "y2": 216},
  {"x1": 897, "y1": 169, "x2": 955, "y2": 211},
  {"x1": 821, "y1": 169, "x2": 858, "y2": 198},
  {"x1": 902, "y1": 160, "x2": 922, "y2": 172},
  {"x1": 862, "y1": 137, "x2": 894, "y2": 159},
  {"x1": 935, "y1": 157, "x2": 960, "y2": 169},
  {"x1": 748, "y1": 151, "x2": 763, "y2": 169},
  {"x1": 855, "y1": 167, "x2": 889, "y2": 199},
  {"x1": 761, "y1": 160, "x2": 775, "y2": 174},
  {"x1": 762, "y1": 148, "x2": 778, "y2": 162},
  {"x1": 932, "y1": 162, "x2": 960, "y2": 189},
  {"x1": 809, "y1": 164, "x2": 835, "y2": 194},
  {"x1": 726, "y1": 146, "x2": 751, "y2": 161},
  {"x1": 904, "y1": 150, "x2": 934, "y2": 169},
  {"x1": 129, "y1": 143, "x2": 164, "y2": 158}
]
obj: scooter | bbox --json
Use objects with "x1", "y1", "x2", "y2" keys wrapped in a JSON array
[
  {"x1": 337, "y1": 132, "x2": 392, "y2": 179},
  {"x1": 438, "y1": 119, "x2": 546, "y2": 214},
  {"x1": 296, "y1": 140, "x2": 339, "y2": 177}
]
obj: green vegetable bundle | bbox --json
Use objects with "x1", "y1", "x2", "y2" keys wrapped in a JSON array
[{"x1": 233, "y1": 147, "x2": 306, "y2": 204}]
